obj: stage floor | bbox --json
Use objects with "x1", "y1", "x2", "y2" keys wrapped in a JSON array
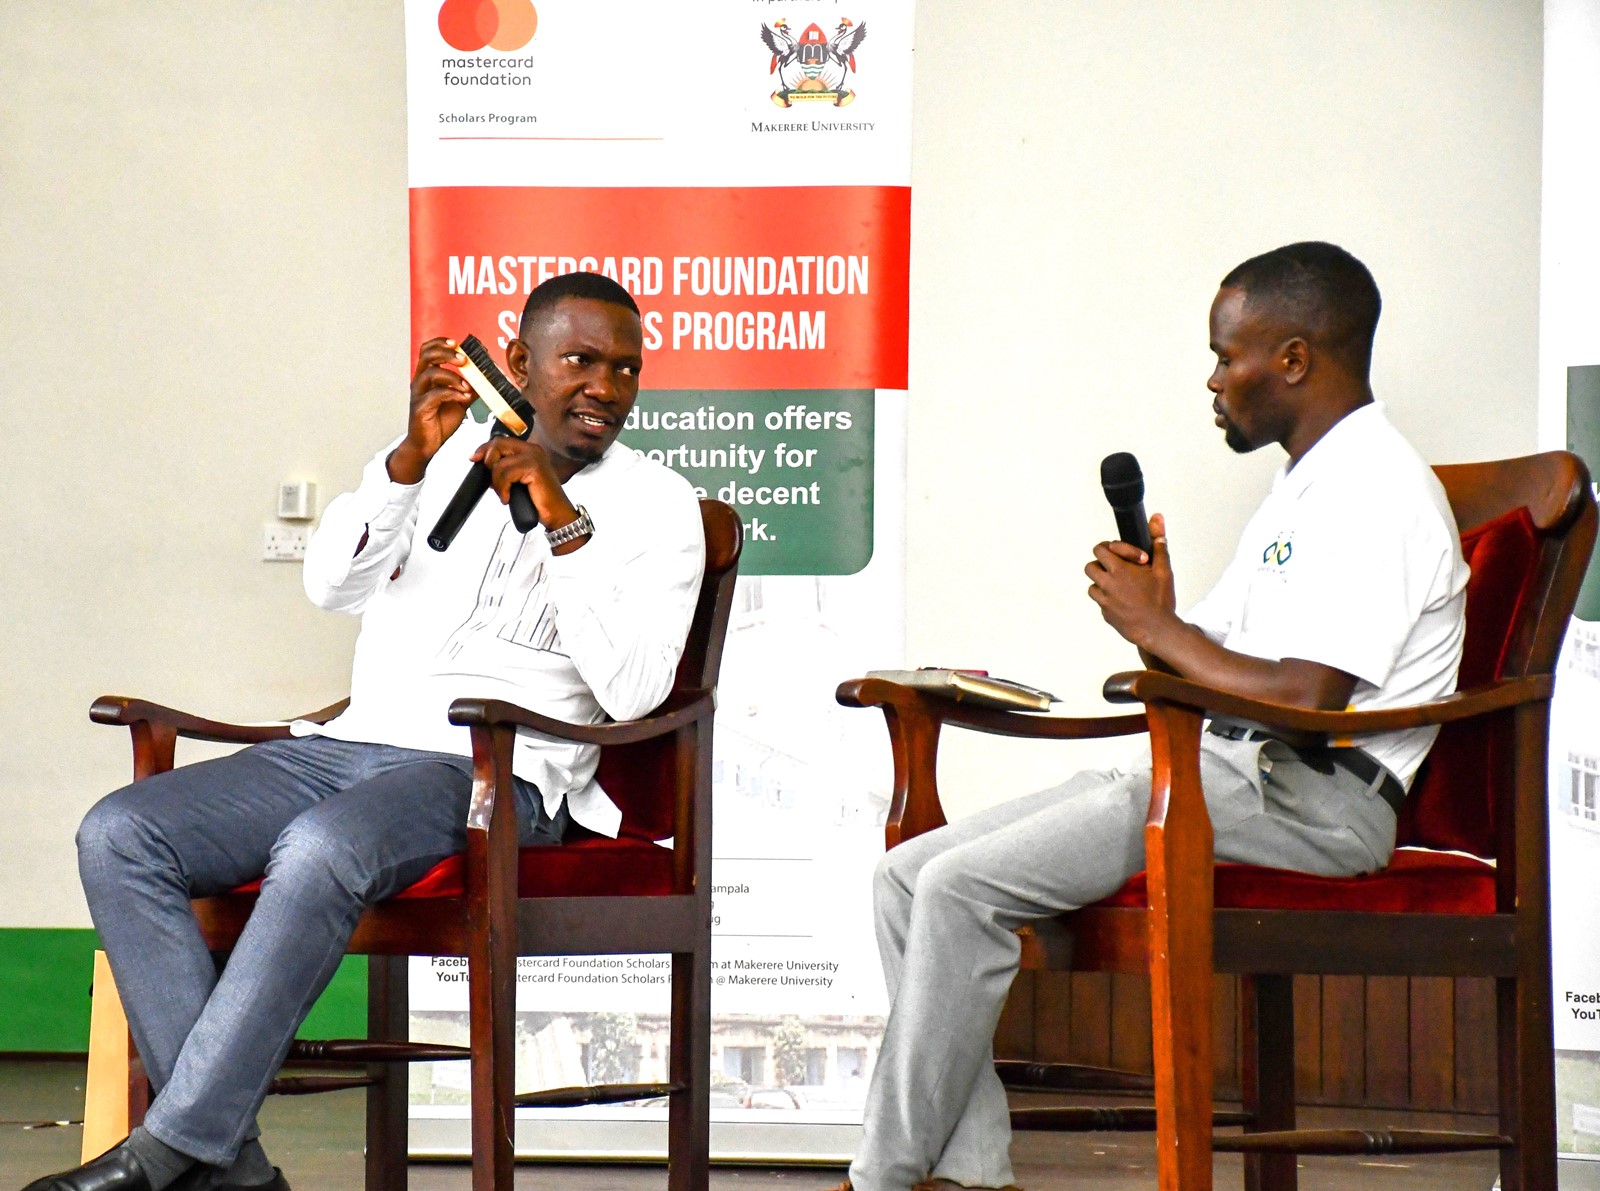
[{"x1": 6, "y1": 1059, "x2": 1597, "y2": 1190}]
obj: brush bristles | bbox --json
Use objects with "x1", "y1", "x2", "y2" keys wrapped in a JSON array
[
  {"x1": 459, "y1": 335, "x2": 523, "y2": 405},
  {"x1": 456, "y1": 335, "x2": 528, "y2": 436}
]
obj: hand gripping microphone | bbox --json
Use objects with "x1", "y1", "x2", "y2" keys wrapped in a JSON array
[
  {"x1": 426, "y1": 336, "x2": 541, "y2": 552},
  {"x1": 1100, "y1": 452, "x2": 1154, "y2": 557}
]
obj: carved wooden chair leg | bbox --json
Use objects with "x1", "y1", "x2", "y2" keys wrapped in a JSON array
[
  {"x1": 667, "y1": 947, "x2": 712, "y2": 1191},
  {"x1": 1499, "y1": 972, "x2": 1557, "y2": 1191},
  {"x1": 1148, "y1": 927, "x2": 1215, "y2": 1190},
  {"x1": 1499, "y1": 702, "x2": 1557, "y2": 1191},
  {"x1": 1240, "y1": 975, "x2": 1296, "y2": 1191},
  {"x1": 365, "y1": 955, "x2": 410, "y2": 1191},
  {"x1": 1146, "y1": 706, "x2": 1215, "y2": 1191},
  {"x1": 468, "y1": 908, "x2": 517, "y2": 1189},
  {"x1": 82, "y1": 952, "x2": 145, "y2": 1162}
]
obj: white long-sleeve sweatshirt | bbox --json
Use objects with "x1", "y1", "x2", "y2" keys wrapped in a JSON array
[{"x1": 296, "y1": 418, "x2": 706, "y2": 837}]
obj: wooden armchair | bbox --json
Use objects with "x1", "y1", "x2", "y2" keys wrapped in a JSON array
[
  {"x1": 838, "y1": 452, "x2": 1595, "y2": 1191},
  {"x1": 85, "y1": 498, "x2": 742, "y2": 1191}
]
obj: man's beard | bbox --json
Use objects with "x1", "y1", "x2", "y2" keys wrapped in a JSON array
[{"x1": 1219, "y1": 414, "x2": 1255, "y2": 454}]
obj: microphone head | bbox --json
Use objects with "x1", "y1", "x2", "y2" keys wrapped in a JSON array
[{"x1": 1100, "y1": 451, "x2": 1145, "y2": 507}]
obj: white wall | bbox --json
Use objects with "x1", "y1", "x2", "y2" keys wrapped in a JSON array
[
  {"x1": 0, "y1": 0, "x2": 1543, "y2": 926},
  {"x1": 1, "y1": 6, "x2": 410, "y2": 926}
]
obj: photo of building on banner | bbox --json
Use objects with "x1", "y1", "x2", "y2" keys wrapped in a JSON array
[{"x1": 402, "y1": 0, "x2": 914, "y2": 1158}]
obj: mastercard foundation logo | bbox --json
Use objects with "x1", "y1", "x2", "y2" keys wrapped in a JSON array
[{"x1": 438, "y1": 0, "x2": 538, "y2": 52}]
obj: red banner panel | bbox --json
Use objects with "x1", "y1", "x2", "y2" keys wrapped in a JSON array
[{"x1": 410, "y1": 186, "x2": 911, "y2": 390}]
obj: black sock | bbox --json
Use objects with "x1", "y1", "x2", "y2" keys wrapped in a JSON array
[
  {"x1": 159, "y1": 1140, "x2": 277, "y2": 1191},
  {"x1": 125, "y1": 1127, "x2": 198, "y2": 1191},
  {"x1": 220, "y1": 1140, "x2": 276, "y2": 1187}
]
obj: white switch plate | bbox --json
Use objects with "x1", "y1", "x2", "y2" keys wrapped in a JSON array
[
  {"x1": 263, "y1": 523, "x2": 309, "y2": 562},
  {"x1": 277, "y1": 479, "x2": 316, "y2": 520}
]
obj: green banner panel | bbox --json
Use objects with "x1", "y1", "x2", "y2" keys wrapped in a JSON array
[
  {"x1": 619, "y1": 390, "x2": 875, "y2": 576},
  {"x1": 1567, "y1": 365, "x2": 1600, "y2": 622}
]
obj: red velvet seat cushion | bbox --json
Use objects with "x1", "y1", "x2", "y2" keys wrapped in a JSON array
[
  {"x1": 231, "y1": 836, "x2": 675, "y2": 901},
  {"x1": 393, "y1": 837, "x2": 674, "y2": 899},
  {"x1": 1096, "y1": 849, "x2": 1496, "y2": 915}
]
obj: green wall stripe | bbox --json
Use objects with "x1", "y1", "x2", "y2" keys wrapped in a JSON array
[
  {"x1": 0, "y1": 928, "x2": 368, "y2": 1052},
  {"x1": 300, "y1": 954, "x2": 369, "y2": 1040},
  {"x1": 0, "y1": 928, "x2": 100, "y2": 1051}
]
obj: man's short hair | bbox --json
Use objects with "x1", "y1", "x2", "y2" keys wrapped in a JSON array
[
  {"x1": 519, "y1": 271, "x2": 641, "y2": 338},
  {"x1": 1220, "y1": 242, "x2": 1382, "y2": 377}
]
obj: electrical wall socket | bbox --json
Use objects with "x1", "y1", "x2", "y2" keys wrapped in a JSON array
[{"x1": 262, "y1": 523, "x2": 309, "y2": 562}]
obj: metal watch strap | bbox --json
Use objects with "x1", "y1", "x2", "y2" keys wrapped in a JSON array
[{"x1": 545, "y1": 505, "x2": 593, "y2": 548}]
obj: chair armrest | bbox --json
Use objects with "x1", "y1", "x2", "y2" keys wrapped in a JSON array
[
  {"x1": 836, "y1": 676, "x2": 1148, "y2": 740},
  {"x1": 448, "y1": 690, "x2": 716, "y2": 746},
  {"x1": 1100, "y1": 670, "x2": 1552, "y2": 735},
  {"x1": 836, "y1": 676, "x2": 1147, "y2": 848},
  {"x1": 89, "y1": 695, "x2": 349, "y2": 744},
  {"x1": 452, "y1": 691, "x2": 717, "y2": 893}
]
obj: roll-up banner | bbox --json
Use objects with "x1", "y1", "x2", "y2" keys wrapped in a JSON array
[
  {"x1": 1542, "y1": 0, "x2": 1600, "y2": 1161},
  {"x1": 402, "y1": 0, "x2": 913, "y2": 1160}
]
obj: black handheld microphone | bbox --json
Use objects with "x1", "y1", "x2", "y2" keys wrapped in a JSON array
[
  {"x1": 426, "y1": 418, "x2": 535, "y2": 551},
  {"x1": 426, "y1": 336, "x2": 541, "y2": 552},
  {"x1": 1100, "y1": 452, "x2": 1154, "y2": 557}
]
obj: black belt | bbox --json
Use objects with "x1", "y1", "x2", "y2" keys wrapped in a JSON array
[{"x1": 1205, "y1": 720, "x2": 1405, "y2": 817}]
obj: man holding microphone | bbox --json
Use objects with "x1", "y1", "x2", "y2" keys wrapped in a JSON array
[{"x1": 842, "y1": 242, "x2": 1469, "y2": 1191}]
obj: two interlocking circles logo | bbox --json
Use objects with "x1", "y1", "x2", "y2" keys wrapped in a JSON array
[{"x1": 438, "y1": 0, "x2": 538, "y2": 52}]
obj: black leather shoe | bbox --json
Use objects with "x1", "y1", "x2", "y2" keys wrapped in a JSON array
[{"x1": 21, "y1": 1145, "x2": 152, "y2": 1191}]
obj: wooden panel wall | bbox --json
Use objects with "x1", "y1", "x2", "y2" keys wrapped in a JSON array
[{"x1": 996, "y1": 972, "x2": 1499, "y2": 1113}]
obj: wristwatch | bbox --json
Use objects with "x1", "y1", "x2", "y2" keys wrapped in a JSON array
[{"x1": 545, "y1": 506, "x2": 593, "y2": 548}]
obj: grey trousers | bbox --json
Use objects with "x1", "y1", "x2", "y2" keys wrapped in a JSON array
[
  {"x1": 848, "y1": 734, "x2": 1399, "y2": 1191},
  {"x1": 76, "y1": 736, "x2": 564, "y2": 1165}
]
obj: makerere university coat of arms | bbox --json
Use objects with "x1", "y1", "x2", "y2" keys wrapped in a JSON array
[{"x1": 760, "y1": 18, "x2": 867, "y2": 108}]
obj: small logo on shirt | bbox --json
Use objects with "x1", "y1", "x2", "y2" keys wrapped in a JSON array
[{"x1": 1261, "y1": 539, "x2": 1293, "y2": 567}]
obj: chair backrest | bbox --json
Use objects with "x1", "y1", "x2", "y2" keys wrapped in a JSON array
[
  {"x1": 595, "y1": 499, "x2": 743, "y2": 840},
  {"x1": 1398, "y1": 452, "x2": 1596, "y2": 856}
]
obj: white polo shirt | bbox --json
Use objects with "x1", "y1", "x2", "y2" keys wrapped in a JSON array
[{"x1": 1185, "y1": 402, "x2": 1469, "y2": 785}]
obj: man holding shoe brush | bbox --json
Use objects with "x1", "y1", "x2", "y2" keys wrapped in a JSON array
[{"x1": 26, "y1": 272, "x2": 703, "y2": 1191}]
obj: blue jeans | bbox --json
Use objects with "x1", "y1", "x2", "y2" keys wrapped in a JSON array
[{"x1": 76, "y1": 736, "x2": 565, "y2": 1165}]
